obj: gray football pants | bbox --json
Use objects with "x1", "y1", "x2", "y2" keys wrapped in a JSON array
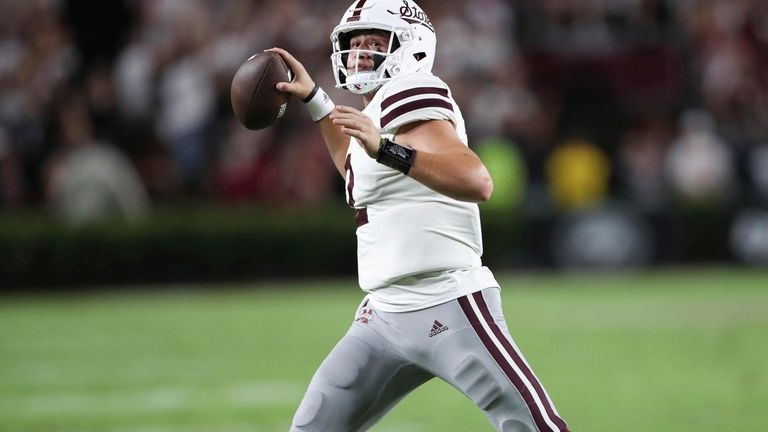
[{"x1": 289, "y1": 287, "x2": 569, "y2": 432}]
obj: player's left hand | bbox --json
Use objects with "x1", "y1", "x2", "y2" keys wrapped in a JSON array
[{"x1": 330, "y1": 105, "x2": 381, "y2": 158}]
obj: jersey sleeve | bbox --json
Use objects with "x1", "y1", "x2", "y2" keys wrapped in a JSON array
[{"x1": 378, "y1": 73, "x2": 457, "y2": 134}]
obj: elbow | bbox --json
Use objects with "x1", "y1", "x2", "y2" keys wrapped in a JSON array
[
  {"x1": 440, "y1": 176, "x2": 493, "y2": 203},
  {"x1": 461, "y1": 164, "x2": 493, "y2": 203},
  {"x1": 473, "y1": 174, "x2": 493, "y2": 203},
  {"x1": 447, "y1": 176, "x2": 492, "y2": 203}
]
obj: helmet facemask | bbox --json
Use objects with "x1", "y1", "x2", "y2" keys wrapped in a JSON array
[{"x1": 331, "y1": 27, "x2": 404, "y2": 95}]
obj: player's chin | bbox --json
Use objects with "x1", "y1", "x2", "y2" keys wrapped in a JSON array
[{"x1": 347, "y1": 66, "x2": 373, "y2": 74}]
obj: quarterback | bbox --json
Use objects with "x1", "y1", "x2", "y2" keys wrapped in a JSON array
[{"x1": 268, "y1": 1, "x2": 569, "y2": 431}]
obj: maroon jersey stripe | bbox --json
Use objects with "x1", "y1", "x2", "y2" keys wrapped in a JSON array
[
  {"x1": 347, "y1": 0, "x2": 367, "y2": 22},
  {"x1": 458, "y1": 295, "x2": 554, "y2": 432},
  {"x1": 472, "y1": 291, "x2": 569, "y2": 431},
  {"x1": 381, "y1": 87, "x2": 449, "y2": 111},
  {"x1": 380, "y1": 98, "x2": 453, "y2": 128},
  {"x1": 355, "y1": 208, "x2": 368, "y2": 228},
  {"x1": 344, "y1": 153, "x2": 355, "y2": 207}
]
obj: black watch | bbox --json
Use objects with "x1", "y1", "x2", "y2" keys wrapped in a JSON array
[{"x1": 376, "y1": 138, "x2": 416, "y2": 175}]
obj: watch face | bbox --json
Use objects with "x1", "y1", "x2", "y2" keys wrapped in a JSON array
[
  {"x1": 377, "y1": 140, "x2": 414, "y2": 174},
  {"x1": 385, "y1": 141, "x2": 411, "y2": 159}
]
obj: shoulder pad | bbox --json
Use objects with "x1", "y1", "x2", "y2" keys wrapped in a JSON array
[{"x1": 378, "y1": 73, "x2": 456, "y2": 133}]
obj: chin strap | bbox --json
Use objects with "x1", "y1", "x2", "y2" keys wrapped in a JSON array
[{"x1": 345, "y1": 71, "x2": 383, "y2": 95}]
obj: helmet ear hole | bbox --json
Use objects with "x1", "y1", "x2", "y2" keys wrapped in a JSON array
[
  {"x1": 372, "y1": 53, "x2": 386, "y2": 70},
  {"x1": 414, "y1": 52, "x2": 427, "y2": 61},
  {"x1": 339, "y1": 32, "x2": 351, "y2": 50},
  {"x1": 390, "y1": 36, "x2": 401, "y2": 52}
]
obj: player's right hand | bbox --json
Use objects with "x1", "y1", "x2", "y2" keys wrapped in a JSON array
[
  {"x1": 330, "y1": 105, "x2": 381, "y2": 159},
  {"x1": 265, "y1": 47, "x2": 315, "y2": 101}
]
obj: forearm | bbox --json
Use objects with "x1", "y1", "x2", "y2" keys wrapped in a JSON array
[
  {"x1": 329, "y1": 108, "x2": 491, "y2": 202},
  {"x1": 317, "y1": 116, "x2": 351, "y2": 177},
  {"x1": 388, "y1": 120, "x2": 493, "y2": 203},
  {"x1": 408, "y1": 149, "x2": 493, "y2": 203},
  {"x1": 300, "y1": 85, "x2": 349, "y2": 177},
  {"x1": 266, "y1": 49, "x2": 350, "y2": 176}
]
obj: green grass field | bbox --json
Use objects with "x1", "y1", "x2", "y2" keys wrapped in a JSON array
[{"x1": 1, "y1": 268, "x2": 767, "y2": 432}]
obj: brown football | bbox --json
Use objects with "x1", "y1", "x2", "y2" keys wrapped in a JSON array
[{"x1": 231, "y1": 52, "x2": 292, "y2": 130}]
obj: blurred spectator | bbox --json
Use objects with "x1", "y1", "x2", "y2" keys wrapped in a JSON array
[
  {"x1": 748, "y1": 144, "x2": 768, "y2": 201},
  {"x1": 616, "y1": 115, "x2": 673, "y2": 211},
  {"x1": 45, "y1": 90, "x2": 149, "y2": 224},
  {"x1": 0, "y1": 0, "x2": 78, "y2": 201},
  {"x1": 665, "y1": 109, "x2": 735, "y2": 205},
  {"x1": 214, "y1": 121, "x2": 281, "y2": 203},
  {"x1": 730, "y1": 208, "x2": 768, "y2": 265},
  {"x1": 0, "y1": 127, "x2": 25, "y2": 207},
  {"x1": 0, "y1": 0, "x2": 765, "y2": 222},
  {"x1": 152, "y1": 0, "x2": 216, "y2": 192},
  {"x1": 546, "y1": 138, "x2": 611, "y2": 210}
]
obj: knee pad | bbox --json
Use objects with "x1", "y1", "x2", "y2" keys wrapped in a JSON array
[
  {"x1": 291, "y1": 390, "x2": 333, "y2": 431},
  {"x1": 453, "y1": 356, "x2": 546, "y2": 432},
  {"x1": 500, "y1": 419, "x2": 537, "y2": 432},
  {"x1": 453, "y1": 355, "x2": 503, "y2": 410},
  {"x1": 322, "y1": 336, "x2": 371, "y2": 389}
]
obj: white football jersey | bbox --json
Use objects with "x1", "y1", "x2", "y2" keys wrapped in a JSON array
[{"x1": 344, "y1": 73, "x2": 498, "y2": 312}]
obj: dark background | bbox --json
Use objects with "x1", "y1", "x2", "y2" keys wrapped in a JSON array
[{"x1": 1, "y1": 0, "x2": 767, "y2": 288}]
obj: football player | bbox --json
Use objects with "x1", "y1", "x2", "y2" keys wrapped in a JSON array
[{"x1": 268, "y1": 1, "x2": 569, "y2": 430}]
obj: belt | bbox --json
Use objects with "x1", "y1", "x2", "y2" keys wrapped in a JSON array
[{"x1": 355, "y1": 208, "x2": 368, "y2": 228}]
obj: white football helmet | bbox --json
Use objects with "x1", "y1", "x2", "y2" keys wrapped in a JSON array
[{"x1": 330, "y1": 0, "x2": 437, "y2": 95}]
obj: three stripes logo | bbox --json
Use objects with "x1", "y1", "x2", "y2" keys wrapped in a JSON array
[{"x1": 428, "y1": 320, "x2": 449, "y2": 338}]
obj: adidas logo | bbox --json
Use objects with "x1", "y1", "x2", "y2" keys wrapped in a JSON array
[{"x1": 428, "y1": 320, "x2": 449, "y2": 338}]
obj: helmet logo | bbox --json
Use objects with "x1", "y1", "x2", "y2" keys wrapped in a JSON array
[{"x1": 388, "y1": 0, "x2": 434, "y2": 33}]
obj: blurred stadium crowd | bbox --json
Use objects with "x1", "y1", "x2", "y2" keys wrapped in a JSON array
[{"x1": 0, "y1": 0, "x2": 767, "y2": 224}]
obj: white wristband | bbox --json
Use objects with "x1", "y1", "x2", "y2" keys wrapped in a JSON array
[{"x1": 302, "y1": 84, "x2": 335, "y2": 122}]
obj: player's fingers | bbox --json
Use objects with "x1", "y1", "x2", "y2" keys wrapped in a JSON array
[
  {"x1": 340, "y1": 126, "x2": 364, "y2": 140},
  {"x1": 329, "y1": 113, "x2": 366, "y2": 127},
  {"x1": 332, "y1": 106, "x2": 366, "y2": 117},
  {"x1": 276, "y1": 81, "x2": 299, "y2": 93},
  {"x1": 329, "y1": 110, "x2": 356, "y2": 121},
  {"x1": 333, "y1": 109, "x2": 373, "y2": 128},
  {"x1": 332, "y1": 117, "x2": 363, "y2": 131},
  {"x1": 264, "y1": 48, "x2": 317, "y2": 99},
  {"x1": 335, "y1": 105, "x2": 363, "y2": 115},
  {"x1": 265, "y1": 47, "x2": 316, "y2": 95},
  {"x1": 265, "y1": 47, "x2": 306, "y2": 78}
]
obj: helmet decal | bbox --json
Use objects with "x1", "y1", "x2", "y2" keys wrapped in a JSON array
[
  {"x1": 387, "y1": 1, "x2": 434, "y2": 33},
  {"x1": 346, "y1": 0, "x2": 368, "y2": 23}
]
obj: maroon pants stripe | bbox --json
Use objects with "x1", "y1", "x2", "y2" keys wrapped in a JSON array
[
  {"x1": 458, "y1": 292, "x2": 568, "y2": 432},
  {"x1": 458, "y1": 295, "x2": 554, "y2": 432},
  {"x1": 471, "y1": 292, "x2": 569, "y2": 432}
]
